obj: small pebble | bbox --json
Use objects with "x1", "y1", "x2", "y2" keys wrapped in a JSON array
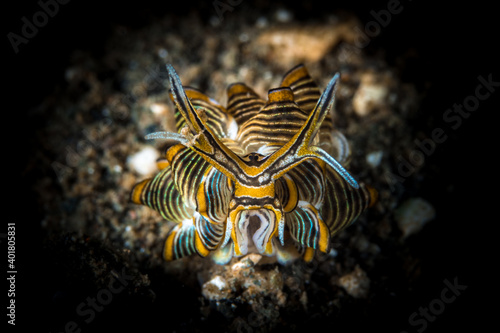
[
  {"x1": 127, "y1": 146, "x2": 159, "y2": 176},
  {"x1": 202, "y1": 275, "x2": 231, "y2": 301},
  {"x1": 395, "y1": 198, "x2": 435, "y2": 238},
  {"x1": 338, "y1": 265, "x2": 370, "y2": 298},
  {"x1": 275, "y1": 8, "x2": 293, "y2": 22},
  {"x1": 366, "y1": 151, "x2": 383, "y2": 168},
  {"x1": 149, "y1": 102, "x2": 168, "y2": 115},
  {"x1": 352, "y1": 73, "x2": 389, "y2": 116},
  {"x1": 239, "y1": 33, "x2": 250, "y2": 43},
  {"x1": 157, "y1": 48, "x2": 168, "y2": 59},
  {"x1": 255, "y1": 16, "x2": 268, "y2": 28}
]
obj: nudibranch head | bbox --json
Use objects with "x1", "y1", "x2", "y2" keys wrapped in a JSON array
[{"x1": 131, "y1": 64, "x2": 376, "y2": 264}]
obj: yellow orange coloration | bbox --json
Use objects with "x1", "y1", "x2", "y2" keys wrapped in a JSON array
[{"x1": 131, "y1": 64, "x2": 376, "y2": 264}]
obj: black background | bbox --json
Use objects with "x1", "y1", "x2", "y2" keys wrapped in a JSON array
[{"x1": 5, "y1": 0, "x2": 497, "y2": 332}]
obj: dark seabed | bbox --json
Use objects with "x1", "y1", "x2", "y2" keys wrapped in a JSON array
[{"x1": 7, "y1": 1, "x2": 497, "y2": 332}]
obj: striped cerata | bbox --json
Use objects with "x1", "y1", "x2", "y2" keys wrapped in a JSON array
[{"x1": 131, "y1": 64, "x2": 377, "y2": 264}]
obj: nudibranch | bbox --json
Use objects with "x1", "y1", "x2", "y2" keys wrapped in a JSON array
[{"x1": 131, "y1": 64, "x2": 376, "y2": 264}]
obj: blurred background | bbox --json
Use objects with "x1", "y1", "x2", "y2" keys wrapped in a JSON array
[{"x1": 6, "y1": 0, "x2": 497, "y2": 332}]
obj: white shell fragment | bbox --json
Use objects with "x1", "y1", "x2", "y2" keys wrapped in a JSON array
[
  {"x1": 366, "y1": 150, "x2": 383, "y2": 168},
  {"x1": 201, "y1": 275, "x2": 231, "y2": 301},
  {"x1": 352, "y1": 73, "x2": 389, "y2": 116}
]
